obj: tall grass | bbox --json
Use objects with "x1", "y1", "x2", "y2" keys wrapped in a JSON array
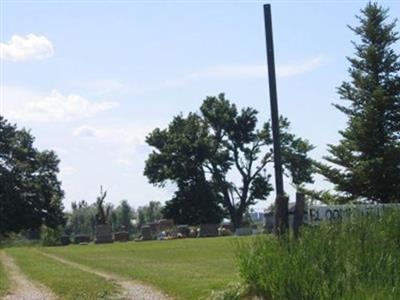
[{"x1": 235, "y1": 210, "x2": 400, "y2": 300}]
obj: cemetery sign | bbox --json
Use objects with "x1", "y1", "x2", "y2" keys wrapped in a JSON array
[{"x1": 308, "y1": 204, "x2": 400, "y2": 224}]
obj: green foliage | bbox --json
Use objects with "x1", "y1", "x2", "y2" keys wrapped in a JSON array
[
  {"x1": 0, "y1": 234, "x2": 41, "y2": 249},
  {"x1": 137, "y1": 201, "x2": 163, "y2": 227},
  {"x1": 145, "y1": 94, "x2": 313, "y2": 228},
  {"x1": 162, "y1": 180, "x2": 224, "y2": 225},
  {"x1": 280, "y1": 117, "x2": 315, "y2": 188},
  {"x1": 111, "y1": 200, "x2": 134, "y2": 232},
  {"x1": 318, "y1": 3, "x2": 400, "y2": 203},
  {"x1": 41, "y1": 225, "x2": 62, "y2": 247},
  {"x1": 235, "y1": 210, "x2": 400, "y2": 300},
  {"x1": 65, "y1": 200, "x2": 97, "y2": 238},
  {"x1": 0, "y1": 116, "x2": 65, "y2": 235}
]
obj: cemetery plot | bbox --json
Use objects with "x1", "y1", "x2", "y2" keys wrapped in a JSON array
[{"x1": 42, "y1": 236, "x2": 240, "y2": 300}]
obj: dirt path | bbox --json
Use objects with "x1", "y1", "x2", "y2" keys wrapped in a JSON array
[
  {"x1": 0, "y1": 251, "x2": 56, "y2": 300},
  {"x1": 39, "y1": 251, "x2": 171, "y2": 300}
]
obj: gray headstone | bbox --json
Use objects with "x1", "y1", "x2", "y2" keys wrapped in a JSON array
[
  {"x1": 198, "y1": 224, "x2": 219, "y2": 237},
  {"x1": 158, "y1": 219, "x2": 173, "y2": 231},
  {"x1": 141, "y1": 225, "x2": 152, "y2": 241},
  {"x1": 114, "y1": 231, "x2": 129, "y2": 242},
  {"x1": 74, "y1": 234, "x2": 91, "y2": 244},
  {"x1": 95, "y1": 224, "x2": 114, "y2": 244}
]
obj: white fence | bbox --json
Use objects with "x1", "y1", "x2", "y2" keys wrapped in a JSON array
[{"x1": 308, "y1": 204, "x2": 400, "y2": 224}]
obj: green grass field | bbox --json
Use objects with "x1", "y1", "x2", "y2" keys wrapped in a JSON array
[
  {"x1": 0, "y1": 254, "x2": 10, "y2": 297},
  {"x1": 6, "y1": 247, "x2": 120, "y2": 299},
  {"x1": 41, "y1": 237, "x2": 240, "y2": 299}
]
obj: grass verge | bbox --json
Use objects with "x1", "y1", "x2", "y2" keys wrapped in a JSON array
[
  {"x1": 43, "y1": 236, "x2": 241, "y2": 299},
  {"x1": 6, "y1": 247, "x2": 120, "y2": 300},
  {"x1": 0, "y1": 253, "x2": 10, "y2": 297},
  {"x1": 235, "y1": 210, "x2": 400, "y2": 300}
]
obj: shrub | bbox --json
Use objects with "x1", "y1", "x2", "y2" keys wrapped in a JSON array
[
  {"x1": 235, "y1": 210, "x2": 400, "y2": 300},
  {"x1": 41, "y1": 226, "x2": 62, "y2": 246}
]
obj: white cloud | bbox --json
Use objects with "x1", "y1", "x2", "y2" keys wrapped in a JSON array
[
  {"x1": 0, "y1": 34, "x2": 54, "y2": 61},
  {"x1": 200, "y1": 56, "x2": 323, "y2": 79},
  {"x1": 276, "y1": 56, "x2": 323, "y2": 78},
  {"x1": 73, "y1": 124, "x2": 152, "y2": 166},
  {"x1": 73, "y1": 125, "x2": 148, "y2": 145},
  {"x1": 3, "y1": 86, "x2": 119, "y2": 122},
  {"x1": 162, "y1": 56, "x2": 324, "y2": 87}
]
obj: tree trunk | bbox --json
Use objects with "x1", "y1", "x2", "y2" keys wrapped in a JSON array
[
  {"x1": 274, "y1": 195, "x2": 288, "y2": 236},
  {"x1": 231, "y1": 211, "x2": 243, "y2": 231}
]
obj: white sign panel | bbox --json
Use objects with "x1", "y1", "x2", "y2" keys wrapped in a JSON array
[{"x1": 308, "y1": 204, "x2": 400, "y2": 224}]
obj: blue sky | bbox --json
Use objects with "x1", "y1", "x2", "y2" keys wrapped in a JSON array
[{"x1": 1, "y1": 0, "x2": 399, "y2": 211}]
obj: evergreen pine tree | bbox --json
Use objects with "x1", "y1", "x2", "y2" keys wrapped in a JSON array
[{"x1": 319, "y1": 3, "x2": 400, "y2": 203}]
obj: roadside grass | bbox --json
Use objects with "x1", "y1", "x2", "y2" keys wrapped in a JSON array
[
  {"x1": 6, "y1": 247, "x2": 120, "y2": 300},
  {"x1": 0, "y1": 253, "x2": 10, "y2": 297},
  {"x1": 42, "y1": 236, "x2": 242, "y2": 299},
  {"x1": 235, "y1": 210, "x2": 400, "y2": 300}
]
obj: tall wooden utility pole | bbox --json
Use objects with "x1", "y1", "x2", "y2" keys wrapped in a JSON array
[{"x1": 263, "y1": 3, "x2": 288, "y2": 235}]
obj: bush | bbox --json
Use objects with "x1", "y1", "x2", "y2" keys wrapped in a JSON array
[
  {"x1": 235, "y1": 210, "x2": 400, "y2": 300},
  {"x1": 41, "y1": 226, "x2": 62, "y2": 246}
]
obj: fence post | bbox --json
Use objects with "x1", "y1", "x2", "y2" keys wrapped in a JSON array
[{"x1": 293, "y1": 192, "x2": 305, "y2": 238}]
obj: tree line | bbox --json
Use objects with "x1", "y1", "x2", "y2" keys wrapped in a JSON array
[
  {"x1": 64, "y1": 199, "x2": 162, "y2": 237},
  {"x1": 0, "y1": 2, "x2": 399, "y2": 235}
]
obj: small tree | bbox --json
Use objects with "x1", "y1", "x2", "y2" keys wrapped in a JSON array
[{"x1": 318, "y1": 3, "x2": 400, "y2": 203}]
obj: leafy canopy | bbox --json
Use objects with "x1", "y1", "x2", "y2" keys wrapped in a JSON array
[
  {"x1": 0, "y1": 116, "x2": 65, "y2": 235},
  {"x1": 145, "y1": 94, "x2": 314, "y2": 228}
]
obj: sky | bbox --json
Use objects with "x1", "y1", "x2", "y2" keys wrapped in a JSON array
[{"x1": 1, "y1": 0, "x2": 399, "y2": 211}]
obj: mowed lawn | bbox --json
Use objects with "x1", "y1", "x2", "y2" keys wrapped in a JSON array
[
  {"x1": 43, "y1": 236, "x2": 241, "y2": 299},
  {"x1": 6, "y1": 248, "x2": 120, "y2": 299},
  {"x1": 0, "y1": 255, "x2": 9, "y2": 297}
]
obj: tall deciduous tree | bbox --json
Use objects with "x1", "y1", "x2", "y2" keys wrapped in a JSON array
[
  {"x1": 318, "y1": 3, "x2": 400, "y2": 203},
  {"x1": 0, "y1": 116, "x2": 65, "y2": 235},
  {"x1": 145, "y1": 94, "x2": 313, "y2": 229},
  {"x1": 162, "y1": 180, "x2": 224, "y2": 225}
]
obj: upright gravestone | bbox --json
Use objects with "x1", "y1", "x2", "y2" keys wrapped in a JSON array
[
  {"x1": 141, "y1": 225, "x2": 152, "y2": 241},
  {"x1": 114, "y1": 231, "x2": 129, "y2": 242},
  {"x1": 158, "y1": 219, "x2": 173, "y2": 231},
  {"x1": 198, "y1": 224, "x2": 219, "y2": 237},
  {"x1": 95, "y1": 224, "x2": 114, "y2": 244},
  {"x1": 74, "y1": 234, "x2": 90, "y2": 244}
]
